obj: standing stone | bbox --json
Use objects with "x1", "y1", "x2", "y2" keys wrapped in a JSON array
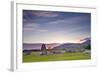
[{"x1": 41, "y1": 44, "x2": 47, "y2": 55}]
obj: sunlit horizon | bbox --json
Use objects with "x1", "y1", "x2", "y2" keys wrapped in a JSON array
[{"x1": 23, "y1": 36, "x2": 90, "y2": 44}]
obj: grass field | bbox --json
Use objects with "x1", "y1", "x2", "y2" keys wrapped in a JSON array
[{"x1": 23, "y1": 52, "x2": 91, "y2": 63}]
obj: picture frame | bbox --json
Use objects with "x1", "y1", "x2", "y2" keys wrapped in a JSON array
[{"x1": 11, "y1": 1, "x2": 97, "y2": 72}]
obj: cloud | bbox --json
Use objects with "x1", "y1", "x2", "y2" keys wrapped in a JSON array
[
  {"x1": 24, "y1": 23, "x2": 48, "y2": 32},
  {"x1": 23, "y1": 23, "x2": 38, "y2": 30},
  {"x1": 32, "y1": 11, "x2": 59, "y2": 17},
  {"x1": 46, "y1": 15, "x2": 90, "y2": 33},
  {"x1": 48, "y1": 15, "x2": 87, "y2": 25},
  {"x1": 37, "y1": 29, "x2": 48, "y2": 32}
]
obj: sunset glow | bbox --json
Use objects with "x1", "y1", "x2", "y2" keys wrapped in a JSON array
[{"x1": 23, "y1": 10, "x2": 91, "y2": 43}]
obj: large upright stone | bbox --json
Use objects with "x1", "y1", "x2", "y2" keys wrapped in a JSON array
[{"x1": 41, "y1": 44, "x2": 47, "y2": 55}]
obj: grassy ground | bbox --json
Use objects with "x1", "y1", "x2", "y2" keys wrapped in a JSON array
[{"x1": 23, "y1": 52, "x2": 91, "y2": 63}]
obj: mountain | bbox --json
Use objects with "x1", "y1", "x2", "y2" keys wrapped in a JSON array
[
  {"x1": 81, "y1": 39, "x2": 91, "y2": 47},
  {"x1": 53, "y1": 39, "x2": 91, "y2": 50},
  {"x1": 23, "y1": 43, "x2": 60, "y2": 50},
  {"x1": 53, "y1": 43, "x2": 81, "y2": 50},
  {"x1": 23, "y1": 38, "x2": 91, "y2": 50}
]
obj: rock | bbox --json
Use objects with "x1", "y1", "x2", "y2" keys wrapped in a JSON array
[{"x1": 41, "y1": 44, "x2": 47, "y2": 55}]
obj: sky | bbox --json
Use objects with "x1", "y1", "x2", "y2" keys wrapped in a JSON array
[{"x1": 23, "y1": 10, "x2": 91, "y2": 43}]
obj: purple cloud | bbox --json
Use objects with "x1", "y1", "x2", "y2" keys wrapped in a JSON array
[
  {"x1": 24, "y1": 23, "x2": 48, "y2": 32},
  {"x1": 32, "y1": 11, "x2": 59, "y2": 17}
]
